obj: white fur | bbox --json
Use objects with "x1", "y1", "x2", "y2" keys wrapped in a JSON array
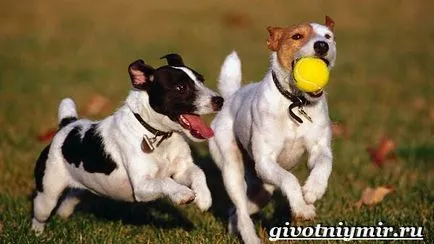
[
  {"x1": 209, "y1": 24, "x2": 336, "y2": 244},
  {"x1": 58, "y1": 98, "x2": 77, "y2": 123},
  {"x1": 218, "y1": 51, "x2": 242, "y2": 98},
  {"x1": 32, "y1": 90, "x2": 213, "y2": 234}
]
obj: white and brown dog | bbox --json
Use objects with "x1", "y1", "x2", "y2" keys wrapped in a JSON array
[
  {"x1": 209, "y1": 17, "x2": 336, "y2": 243},
  {"x1": 32, "y1": 54, "x2": 224, "y2": 234}
]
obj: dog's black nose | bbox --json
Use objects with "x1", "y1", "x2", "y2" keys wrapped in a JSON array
[
  {"x1": 211, "y1": 96, "x2": 224, "y2": 111},
  {"x1": 314, "y1": 41, "x2": 329, "y2": 56}
]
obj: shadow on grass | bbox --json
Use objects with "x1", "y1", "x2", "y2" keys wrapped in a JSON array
[
  {"x1": 28, "y1": 190, "x2": 195, "y2": 230},
  {"x1": 74, "y1": 194, "x2": 194, "y2": 230}
]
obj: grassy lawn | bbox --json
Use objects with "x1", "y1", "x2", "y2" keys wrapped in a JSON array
[{"x1": 0, "y1": 0, "x2": 433, "y2": 243}]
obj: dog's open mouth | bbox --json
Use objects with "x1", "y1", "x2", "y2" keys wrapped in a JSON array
[
  {"x1": 319, "y1": 57, "x2": 330, "y2": 66},
  {"x1": 306, "y1": 89, "x2": 323, "y2": 97},
  {"x1": 178, "y1": 114, "x2": 214, "y2": 139}
]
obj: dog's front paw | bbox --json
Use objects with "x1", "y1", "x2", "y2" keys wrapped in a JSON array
[
  {"x1": 194, "y1": 192, "x2": 212, "y2": 211},
  {"x1": 292, "y1": 203, "x2": 316, "y2": 220},
  {"x1": 302, "y1": 181, "x2": 327, "y2": 204},
  {"x1": 194, "y1": 189, "x2": 212, "y2": 211},
  {"x1": 31, "y1": 218, "x2": 45, "y2": 236},
  {"x1": 170, "y1": 186, "x2": 196, "y2": 205}
]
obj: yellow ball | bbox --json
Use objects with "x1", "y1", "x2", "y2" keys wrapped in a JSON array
[{"x1": 293, "y1": 57, "x2": 330, "y2": 92}]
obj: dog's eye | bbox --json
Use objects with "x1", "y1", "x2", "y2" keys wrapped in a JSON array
[
  {"x1": 291, "y1": 33, "x2": 303, "y2": 40},
  {"x1": 325, "y1": 33, "x2": 332, "y2": 39},
  {"x1": 175, "y1": 83, "x2": 186, "y2": 92}
]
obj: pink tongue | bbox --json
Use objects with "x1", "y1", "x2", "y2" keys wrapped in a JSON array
[{"x1": 182, "y1": 114, "x2": 214, "y2": 139}]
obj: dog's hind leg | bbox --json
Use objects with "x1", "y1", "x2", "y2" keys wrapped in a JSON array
[
  {"x1": 32, "y1": 151, "x2": 69, "y2": 235},
  {"x1": 226, "y1": 156, "x2": 276, "y2": 224},
  {"x1": 56, "y1": 188, "x2": 84, "y2": 219},
  {"x1": 245, "y1": 182, "x2": 275, "y2": 215},
  {"x1": 210, "y1": 136, "x2": 261, "y2": 244}
]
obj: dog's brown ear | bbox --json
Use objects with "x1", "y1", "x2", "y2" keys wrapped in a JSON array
[
  {"x1": 266, "y1": 26, "x2": 283, "y2": 51},
  {"x1": 128, "y1": 59, "x2": 155, "y2": 90},
  {"x1": 325, "y1": 16, "x2": 335, "y2": 32}
]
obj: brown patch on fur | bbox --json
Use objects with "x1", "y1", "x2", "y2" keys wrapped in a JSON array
[
  {"x1": 266, "y1": 24, "x2": 313, "y2": 71},
  {"x1": 325, "y1": 16, "x2": 335, "y2": 32},
  {"x1": 266, "y1": 26, "x2": 284, "y2": 51}
]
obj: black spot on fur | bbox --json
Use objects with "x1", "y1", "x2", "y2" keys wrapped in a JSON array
[
  {"x1": 62, "y1": 126, "x2": 82, "y2": 166},
  {"x1": 147, "y1": 66, "x2": 199, "y2": 121},
  {"x1": 81, "y1": 125, "x2": 118, "y2": 174},
  {"x1": 35, "y1": 144, "x2": 51, "y2": 192},
  {"x1": 62, "y1": 124, "x2": 117, "y2": 174},
  {"x1": 59, "y1": 117, "x2": 77, "y2": 129}
]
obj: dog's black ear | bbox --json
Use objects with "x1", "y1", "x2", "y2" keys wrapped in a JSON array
[
  {"x1": 160, "y1": 53, "x2": 185, "y2": 67},
  {"x1": 325, "y1": 16, "x2": 335, "y2": 32},
  {"x1": 128, "y1": 59, "x2": 155, "y2": 90}
]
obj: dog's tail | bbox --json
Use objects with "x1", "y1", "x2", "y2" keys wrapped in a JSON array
[
  {"x1": 58, "y1": 98, "x2": 78, "y2": 129},
  {"x1": 218, "y1": 51, "x2": 242, "y2": 99}
]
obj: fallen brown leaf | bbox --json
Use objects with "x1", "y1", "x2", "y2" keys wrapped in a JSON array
[
  {"x1": 346, "y1": 174, "x2": 366, "y2": 190},
  {"x1": 356, "y1": 186, "x2": 394, "y2": 208},
  {"x1": 36, "y1": 127, "x2": 57, "y2": 142},
  {"x1": 83, "y1": 94, "x2": 111, "y2": 116},
  {"x1": 331, "y1": 122, "x2": 349, "y2": 139},
  {"x1": 412, "y1": 97, "x2": 426, "y2": 110},
  {"x1": 429, "y1": 108, "x2": 434, "y2": 123},
  {"x1": 367, "y1": 136, "x2": 396, "y2": 167}
]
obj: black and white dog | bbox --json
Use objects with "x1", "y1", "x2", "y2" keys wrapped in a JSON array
[{"x1": 32, "y1": 54, "x2": 224, "y2": 234}]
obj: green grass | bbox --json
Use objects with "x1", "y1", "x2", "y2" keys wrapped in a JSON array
[{"x1": 0, "y1": 0, "x2": 433, "y2": 243}]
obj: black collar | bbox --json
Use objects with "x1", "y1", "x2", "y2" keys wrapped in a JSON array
[
  {"x1": 271, "y1": 70, "x2": 312, "y2": 124},
  {"x1": 132, "y1": 112, "x2": 173, "y2": 147}
]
